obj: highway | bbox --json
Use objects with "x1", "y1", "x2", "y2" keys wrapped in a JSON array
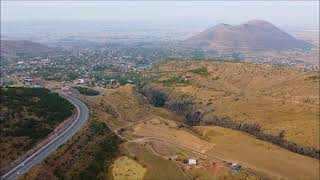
[{"x1": 1, "y1": 93, "x2": 89, "y2": 180}]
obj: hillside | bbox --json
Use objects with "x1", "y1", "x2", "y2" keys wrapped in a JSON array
[
  {"x1": 0, "y1": 87, "x2": 74, "y2": 170},
  {"x1": 20, "y1": 83, "x2": 320, "y2": 180},
  {"x1": 21, "y1": 85, "x2": 261, "y2": 180},
  {"x1": 142, "y1": 60, "x2": 320, "y2": 151},
  {"x1": 183, "y1": 20, "x2": 314, "y2": 51},
  {"x1": 0, "y1": 40, "x2": 58, "y2": 59}
]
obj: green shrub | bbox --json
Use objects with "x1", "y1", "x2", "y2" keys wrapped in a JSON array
[
  {"x1": 189, "y1": 67, "x2": 208, "y2": 76},
  {"x1": 90, "y1": 120, "x2": 107, "y2": 135},
  {"x1": 73, "y1": 86, "x2": 100, "y2": 96},
  {"x1": 162, "y1": 76, "x2": 190, "y2": 86}
]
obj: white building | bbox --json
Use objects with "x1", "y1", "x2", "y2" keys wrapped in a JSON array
[
  {"x1": 79, "y1": 79, "x2": 85, "y2": 84},
  {"x1": 188, "y1": 159, "x2": 197, "y2": 165},
  {"x1": 232, "y1": 163, "x2": 240, "y2": 167}
]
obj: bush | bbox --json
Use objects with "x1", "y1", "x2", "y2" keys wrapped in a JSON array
[
  {"x1": 104, "y1": 104, "x2": 118, "y2": 118},
  {"x1": 53, "y1": 168, "x2": 65, "y2": 180},
  {"x1": 189, "y1": 67, "x2": 208, "y2": 76},
  {"x1": 162, "y1": 76, "x2": 190, "y2": 86},
  {"x1": 73, "y1": 86, "x2": 99, "y2": 96},
  {"x1": 140, "y1": 86, "x2": 168, "y2": 107},
  {"x1": 90, "y1": 120, "x2": 107, "y2": 135}
]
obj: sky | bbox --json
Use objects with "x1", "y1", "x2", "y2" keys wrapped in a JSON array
[{"x1": 1, "y1": 1, "x2": 319, "y2": 30}]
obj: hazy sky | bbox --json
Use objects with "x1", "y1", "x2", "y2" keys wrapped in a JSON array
[{"x1": 1, "y1": 1, "x2": 319, "y2": 29}]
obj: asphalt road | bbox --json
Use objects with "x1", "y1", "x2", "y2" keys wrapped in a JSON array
[{"x1": 1, "y1": 93, "x2": 89, "y2": 180}]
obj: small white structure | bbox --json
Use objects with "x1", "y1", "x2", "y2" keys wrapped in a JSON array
[
  {"x1": 24, "y1": 78, "x2": 33, "y2": 82},
  {"x1": 79, "y1": 79, "x2": 85, "y2": 84},
  {"x1": 188, "y1": 159, "x2": 197, "y2": 165},
  {"x1": 232, "y1": 163, "x2": 240, "y2": 167}
]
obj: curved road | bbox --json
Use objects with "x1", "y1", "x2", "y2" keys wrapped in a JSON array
[{"x1": 1, "y1": 93, "x2": 89, "y2": 180}]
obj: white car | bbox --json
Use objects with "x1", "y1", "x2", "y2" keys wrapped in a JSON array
[
  {"x1": 16, "y1": 171, "x2": 20, "y2": 175},
  {"x1": 20, "y1": 163, "x2": 25, "y2": 167}
]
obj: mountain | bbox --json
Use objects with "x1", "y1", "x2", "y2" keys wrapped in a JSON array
[
  {"x1": 183, "y1": 20, "x2": 315, "y2": 51},
  {"x1": 0, "y1": 40, "x2": 59, "y2": 58}
]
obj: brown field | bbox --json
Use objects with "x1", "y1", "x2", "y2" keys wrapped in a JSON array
[
  {"x1": 99, "y1": 85, "x2": 152, "y2": 122},
  {"x1": 147, "y1": 138, "x2": 259, "y2": 180},
  {"x1": 147, "y1": 60, "x2": 320, "y2": 149},
  {"x1": 128, "y1": 115, "x2": 319, "y2": 179},
  {"x1": 196, "y1": 126, "x2": 320, "y2": 180},
  {"x1": 133, "y1": 117, "x2": 214, "y2": 153},
  {"x1": 124, "y1": 142, "x2": 190, "y2": 180},
  {"x1": 111, "y1": 156, "x2": 146, "y2": 180}
]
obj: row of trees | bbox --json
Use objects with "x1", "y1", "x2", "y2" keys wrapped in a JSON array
[
  {"x1": 139, "y1": 85, "x2": 319, "y2": 159},
  {"x1": 202, "y1": 118, "x2": 261, "y2": 135}
]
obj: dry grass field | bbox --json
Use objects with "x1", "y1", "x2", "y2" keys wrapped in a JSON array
[
  {"x1": 131, "y1": 119, "x2": 259, "y2": 180},
  {"x1": 124, "y1": 142, "x2": 190, "y2": 180},
  {"x1": 133, "y1": 117, "x2": 214, "y2": 153},
  {"x1": 128, "y1": 113, "x2": 319, "y2": 179},
  {"x1": 111, "y1": 156, "x2": 146, "y2": 180},
  {"x1": 85, "y1": 85, "x2": 153, "y2": 125},
  {"x1": 146, "y1": 60, "x2": 320, "y2": 149},
  {"x1": 196, "y1": 126, "x2": 319, "y2": 180}
]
